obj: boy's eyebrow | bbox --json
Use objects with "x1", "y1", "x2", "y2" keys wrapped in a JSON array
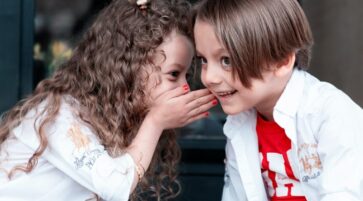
[
  {"x1": 214, "y1": 48, "x2": 229, "y2": 56},
  {"x1": 195, "y1": 48, "x2": 228, "y2": 57}
]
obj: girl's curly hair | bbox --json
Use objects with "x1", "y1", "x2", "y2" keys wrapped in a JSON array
[{"x1": 0, "y1": 0, "x2": 193, "y2": 200}]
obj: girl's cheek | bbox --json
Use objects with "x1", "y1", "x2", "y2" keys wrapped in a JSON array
[{"x1": 200, "y1": 72, "x2": 208, "y2": 88}]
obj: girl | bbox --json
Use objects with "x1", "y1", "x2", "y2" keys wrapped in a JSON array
[
  {"x1": 0, "y1": 0, "x2": 216, "y2": 200},
  {"x1": 193, "y1": 0, "x2": 363, "y2": 200}
]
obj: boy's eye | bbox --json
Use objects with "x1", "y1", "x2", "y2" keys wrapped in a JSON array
[{"x1": 221, "y1": 56, "x2": 231, "y2": 67}]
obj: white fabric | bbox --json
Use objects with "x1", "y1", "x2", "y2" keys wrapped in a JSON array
[
  {"x1": 0, "y1": 99, "x2": 135, "y2": 201},
  {"x1": 222, "y1": 69, "x2": 363, "y2": 201}
]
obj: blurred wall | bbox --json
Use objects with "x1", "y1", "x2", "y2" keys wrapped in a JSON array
[
  {"x1": 0, "y1": 0, "x2": 34, "y2": 114},
  {"x1": 302, "y1": 0, "x2": 363, "y2": 107}
]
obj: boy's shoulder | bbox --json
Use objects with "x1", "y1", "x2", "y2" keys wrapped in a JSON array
[{"x1": 299, "y1": 70, "x2": 362, "y2": 116}]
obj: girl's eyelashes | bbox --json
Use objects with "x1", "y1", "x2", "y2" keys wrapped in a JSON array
[
  {"x1": 170, "y1": 71, "x2": 180, "y2": 77},
  {"x1": 166, "y1": 70, "x2": 181, "y2": 81}
]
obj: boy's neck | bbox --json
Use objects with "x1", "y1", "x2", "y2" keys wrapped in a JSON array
[
  {"x1": 256, "y1": 67, "x2": 294, "y2": 121},
  {"x1": 256, "y1": 107, "x2": 274, "y2": 121}
]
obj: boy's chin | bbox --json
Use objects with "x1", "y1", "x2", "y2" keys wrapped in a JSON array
[{"x1": 221, "y1": 105, "x2": 245, "y2": 116}]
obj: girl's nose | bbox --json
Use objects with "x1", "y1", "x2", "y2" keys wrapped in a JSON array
[{"x1": 178, "y1": 76, "x2": 188, "y2": 86}]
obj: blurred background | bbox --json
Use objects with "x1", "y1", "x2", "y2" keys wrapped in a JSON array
[{"x1": 0, "y1": 0, "x2": 362, "y2": 200}]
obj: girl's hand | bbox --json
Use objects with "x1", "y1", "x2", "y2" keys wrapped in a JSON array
[
  {"x1": 128, "y1": 85, "x2": 217, "y2": 190},
  {"x1": 147, "y1": 85, "x2": 217, "y2": 130}
]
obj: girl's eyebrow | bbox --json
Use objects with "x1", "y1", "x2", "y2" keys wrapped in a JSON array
[{"x1": 169, "y1": 63, "x2": 186, "y2": 70}]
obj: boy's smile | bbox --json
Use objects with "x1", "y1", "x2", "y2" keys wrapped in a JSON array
[
  {"x1": 216, "y1": 90, "x2": 237, "y2": 97},
  {"x1": 215, "y1": 90, "x2": 237, "y2": 102},
  {"x1": 194, "y1": 19, "x2": 294, "y2": 119}
]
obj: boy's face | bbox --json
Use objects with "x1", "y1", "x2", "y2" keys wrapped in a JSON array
[
  {"x1": 194, "y1": 19, "x2": 287, "y2": 117},
  {"x1": 146, "y1": 31, "x2": 194, "y2": 104}
]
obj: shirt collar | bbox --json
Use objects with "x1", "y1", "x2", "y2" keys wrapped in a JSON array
[
  {"x1": 224, "y1": 109, "x2": 256, "y2": 139},
  {"x1": 223, "y1": 69, "x2": 306, "y2": 139},
  {"x1": 274, "y1": 68, "x2": 306, "y2": 118}
]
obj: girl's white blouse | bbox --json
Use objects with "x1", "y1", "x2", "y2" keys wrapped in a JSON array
[{"x1": 0, "y1": 99, "x2": 135, "y2": 201}]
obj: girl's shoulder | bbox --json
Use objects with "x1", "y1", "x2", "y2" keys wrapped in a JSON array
[
  {"x1": 58, "y1": 95, "x2": 81, "y2": 120},
  {"x1": 12, "y1": 95, "x2": 97, "y2": 149},
  {"x1": 17, "y1": 95, "x2": 82, "y2": 134}
]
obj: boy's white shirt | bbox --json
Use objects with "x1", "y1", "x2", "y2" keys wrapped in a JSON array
[
  {"x1": 0, "y1": 98, "x2": 135, "y2": 201},
  {"x1": 222, "y1": 69, "x2": 363, "y2": 201}
]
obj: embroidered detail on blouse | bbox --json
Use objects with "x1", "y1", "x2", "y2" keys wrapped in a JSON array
[
  {"x1": 74, "y1": 149, "x2": 105, "y2": 170},
  {"x1": 298, "y1": 143, "x2": 322, "y2": 182},
  {"x1": 67, "y1": 123, "x2": 91, "y2": 151}
]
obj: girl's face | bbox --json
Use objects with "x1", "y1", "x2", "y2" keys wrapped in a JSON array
[
  {"x1": 194, "y1": 19, "x2": 285, "y2": 118},
  {"x1": 146, "y1": 31, "x2": 194, "y2": 104}
]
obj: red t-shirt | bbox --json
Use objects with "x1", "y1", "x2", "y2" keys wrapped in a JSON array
[{"x1": 256, "y1": 114, "x2": 307, "y2": 201}]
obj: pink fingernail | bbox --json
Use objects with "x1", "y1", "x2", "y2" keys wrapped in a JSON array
[
  {"x1": 183, "y1": 84, "x2": 189, "y2": 92},
  {"x1": 212, "y1": 99, "x2": 218, "y2": 105}
]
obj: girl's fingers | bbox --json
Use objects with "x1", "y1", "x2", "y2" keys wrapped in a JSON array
[
  {"x1": 187, "y1": 98, "x2": 217, "y2": 117},
  {"x1": 187, "y1": 94, "x2": 216, "y2": 111},
  {"x1": 159, "y1": 84, "x2": 190, "y2": 100},
  {"x1": 170, "y1": 84, "x2": 190, "y2": 98},
  {"x1": 184, "y1": 111, "x2": 210, "y2": 125},
  {"x1": 182, "y1": 88, "x2": 211, "y2": 102}
]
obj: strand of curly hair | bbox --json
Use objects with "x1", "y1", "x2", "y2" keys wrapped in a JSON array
[{"x1": 0, "y1": 0, "x2": 192, "y2": 200}]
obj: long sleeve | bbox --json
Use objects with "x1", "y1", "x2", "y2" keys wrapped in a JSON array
[
  {"x1": 222, "y1": 139, "x2": 248, "y2": 201},
  {"x1": 312, "y1": 91, "x2": 363, "y2": 201},
  {"x1": 12, "y1": 102, "x2": 135, "y2": 201}
]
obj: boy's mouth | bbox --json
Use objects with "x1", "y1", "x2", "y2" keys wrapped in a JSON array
[{"x1": 216, "y1": 90, "x2": 237, "y2": 98}]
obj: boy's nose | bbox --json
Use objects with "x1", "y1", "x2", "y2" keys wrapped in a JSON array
[{"x1": 202, "y1": 65, "x2": 222, "y2": 86}]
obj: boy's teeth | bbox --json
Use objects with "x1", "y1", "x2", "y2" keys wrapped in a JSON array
[{"x1": 219, "y1": 91, "x2": 236, "y2": 96}]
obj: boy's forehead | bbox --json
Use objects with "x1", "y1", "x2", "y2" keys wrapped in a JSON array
[{"x1": 194, "y1": 20, "x2": 226, "y2": 51}]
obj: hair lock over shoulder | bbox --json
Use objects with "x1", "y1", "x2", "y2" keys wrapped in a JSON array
[{"x1": 0, "y1": 0, "x2": 193, "y2": 200}]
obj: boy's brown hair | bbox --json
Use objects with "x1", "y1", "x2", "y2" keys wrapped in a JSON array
[{"x1": 194, "y1": 0, "x2": 313, "y2": 87}]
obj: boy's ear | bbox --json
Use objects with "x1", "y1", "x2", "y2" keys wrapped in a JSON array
[{"x1": 273, "y1": 53, "x2": 295, "y2": 77}]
